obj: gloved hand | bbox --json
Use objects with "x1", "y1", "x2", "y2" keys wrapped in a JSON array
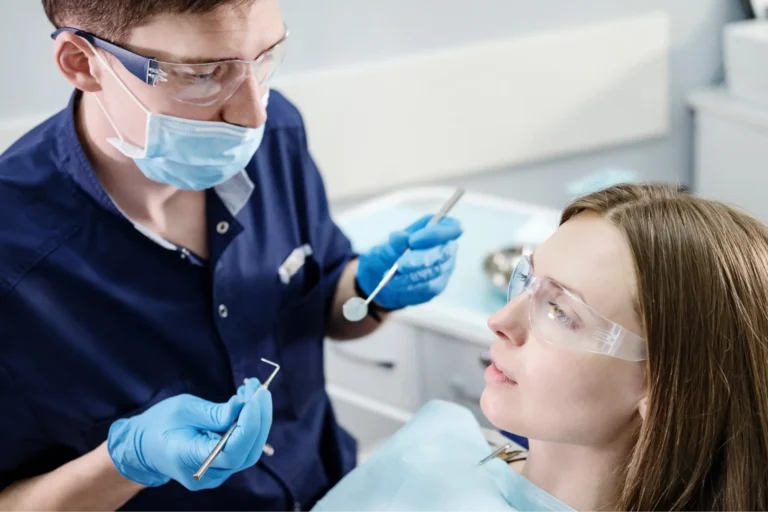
[
  {"x1": 356, "y1": 214, "x2": 463, "y2": 311},
  {"x1": 107, "y1": 378, "x2": 272, "y2": 490}
]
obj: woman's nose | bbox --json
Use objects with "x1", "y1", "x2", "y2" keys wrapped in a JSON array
[{"x1": 487, "y1": 295, "x2": 529, "y2": 347}]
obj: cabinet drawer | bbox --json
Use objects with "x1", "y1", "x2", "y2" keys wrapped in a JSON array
[
  {"x1": 327, "y1": 384, "x2": 410, "y2": 462},
  {"x1": 418, "y1": 331, "x2": 495, "y2": 429},
  {"x1": 324, "y1": 319, "x2": 422, "y2": 412}
]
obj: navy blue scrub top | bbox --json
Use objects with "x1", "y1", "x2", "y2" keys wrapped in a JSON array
[{"x1": 0, "y1": 90, "x2": 358, "y2": 510}]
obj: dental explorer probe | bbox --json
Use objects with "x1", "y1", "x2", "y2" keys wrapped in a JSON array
[{"x1": 193, "y1": 358, "x2": 280, "y2": 480}]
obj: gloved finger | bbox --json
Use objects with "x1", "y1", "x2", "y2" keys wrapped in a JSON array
[
  {"x1": 194, "y1": 424, "x2": 245, "y2": 471},
  {"x1": 400, "y1": 213, "x2": 460, "y2": 234},
  {"x1": 173, "y1": 428, "x2": 227, "y2": 475},
  {"x1": 187, "y1": 426, "x2": 256, "y2": 478},
  {"x1": 183, "y1": 394, "x2": 245, "y2": 433},
  {"x1": 407, "y1": 217, "x2": 462, "y2": 250},
  {"x1": 401, "y1": 214, "x2": 433, "y2": 234},
  {"x1": 407, "y1": 270, "x2": 454, "y2": 304},
  {"x1": 396, "y1": 241, "x2": 457, "y2": 274},
  {"x1": 386, "y1": 231, "x2": 411, "y2": 256},
  {"x1": 391, "y1": 259, "x2": 455, "y2": 305},
  {"x1": 216, "y1": 390, "x2": 270, "y2": 469},
  {"x1": 181, "y1": 466, "x2": 232, "y2": 490},
  {"x1": 240, "y1": 390, "x2": 273, "y2": 469},
  {"x1": 391, "y1": 251, "x2": 456, "y2": 288},
  {"x1": 236, "y1": 377, "x2": 263, "y2": 401}
]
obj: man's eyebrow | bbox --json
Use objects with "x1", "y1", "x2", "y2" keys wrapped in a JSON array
[
  {"x1": 170, "y1": 55, "x2": 239, "y2": 64},
  {"x1": 158, "y1": 28, "x2": 288, "y2": 65},
  {"x1": 530, "y1": 252, "x2": 588, "y2": 303}
]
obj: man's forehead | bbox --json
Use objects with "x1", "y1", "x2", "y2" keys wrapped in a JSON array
[{"x1": 126, "y1": 0, "x2": 284, "y2": 63}]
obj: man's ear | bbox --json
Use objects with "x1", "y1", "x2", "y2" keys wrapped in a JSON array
[
  {"x1": 638, "y1": 396, "x2": 648, "y2": 421},
  {"x1": 52, "y1": 31, "x2": 102, "y2": 93}
]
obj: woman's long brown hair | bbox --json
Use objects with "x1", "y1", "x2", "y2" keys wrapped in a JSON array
[{"x1": 561, "y1": 183, "x2": 768, "y2": 510}]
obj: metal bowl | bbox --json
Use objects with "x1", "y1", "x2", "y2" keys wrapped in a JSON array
[{"x1": 483, "y1": 245, "x2": 533, "y2": 295}]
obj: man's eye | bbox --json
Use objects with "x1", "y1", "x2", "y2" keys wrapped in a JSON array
[{"x1": 174, "y1": 65, "x2": 224, "y2": 80}]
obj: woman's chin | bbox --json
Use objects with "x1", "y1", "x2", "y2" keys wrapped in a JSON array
[{"x1": 480, "y1": 386, "x2": 522, "y2": 434}]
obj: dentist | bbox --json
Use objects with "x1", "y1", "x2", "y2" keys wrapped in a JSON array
[{"x1": 0, "y1": 0, "x2": 462, "y2": 510}]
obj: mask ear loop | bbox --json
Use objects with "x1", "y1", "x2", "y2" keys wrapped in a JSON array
[{"x1": 82, "y1": 38, "x2": 151, "y2": 156}]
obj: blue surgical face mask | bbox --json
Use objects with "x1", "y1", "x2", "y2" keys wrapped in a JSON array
[{"x1": 88, "y1": 41, "x2": 267, "y2": 191}]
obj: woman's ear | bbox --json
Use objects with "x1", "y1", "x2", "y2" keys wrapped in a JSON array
[
  {"x1": 52, "y1": 31, "x2": 102, "y2": 93},
  {"x1": 638, "y1": 396, "x2": 648, "y2": 420}
]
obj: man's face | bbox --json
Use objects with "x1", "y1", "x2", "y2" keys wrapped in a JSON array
[{"x1": 92, "y1": 0, "x2": 285, "y2": 147}]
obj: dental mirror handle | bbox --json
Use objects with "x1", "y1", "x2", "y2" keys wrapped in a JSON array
[
  {"x1": 364, "y1": 264, "x2": 399, "y2": 306},
  {"x1": 429, "y1": 188, "x2": 465, "y2": 225}
]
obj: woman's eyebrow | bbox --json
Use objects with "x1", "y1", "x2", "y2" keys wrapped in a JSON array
[{"x1": 530, "y1": 252, "x2": 588, "y2": 303}]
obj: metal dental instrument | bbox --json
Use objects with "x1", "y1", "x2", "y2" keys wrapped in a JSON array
[
  {"x1": 193, "y1": 358, "x2": 280, "y2": 481},
  {"x1": 477, "y1": 443, "x2": 512, "y2": 466},
  {"x1": 342, "y1": 188, "x2": 466, "y2": 323}
]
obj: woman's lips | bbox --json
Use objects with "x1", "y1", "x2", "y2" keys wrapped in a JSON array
[
  {"x1": 484, "y1": 362, "x2": 516, "y2": 384},
  {"x1": 485, "y1": 348, "x2": 517, "y2": 385}
]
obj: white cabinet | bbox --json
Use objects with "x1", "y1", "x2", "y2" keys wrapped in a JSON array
[
  {"x1": 324, "y1": 319, "x2": 424, "y2": 457},
  {"x1": 326, "y1": 382, "x2": 412, "y2": 462},
  {"x1": 417, "y1": 331, "x2": 495, "y2": 430},
  {"x1": 325, "y1": 320, "x2": 496, "y2": 456},
  {"x1": 724, "y1": 20, "x2": 768, "y2": 110},
  {"x1": 689, "y1": 87, "x2": 768, "y2": 224},
  {"x1": 325, "y1": 320, "x2": 422, "y2": 412}
]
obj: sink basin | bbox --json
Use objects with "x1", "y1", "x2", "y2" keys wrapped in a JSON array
[{"x1": 482, "y1": 245, "x2": 534, "y2": 297}]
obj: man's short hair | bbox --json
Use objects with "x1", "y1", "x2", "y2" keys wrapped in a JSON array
[{"x1": 43, "y1": 0, "x2": 253, "y2": 42}]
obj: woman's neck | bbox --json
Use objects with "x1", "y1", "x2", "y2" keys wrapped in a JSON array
[{"x1": 520, "y1": 433, "x2": 636, "y2": 511}]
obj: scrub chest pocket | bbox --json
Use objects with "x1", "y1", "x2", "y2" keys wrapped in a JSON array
[{"x1": 274, "y1": 250, "x2": 329, "y2": 419}]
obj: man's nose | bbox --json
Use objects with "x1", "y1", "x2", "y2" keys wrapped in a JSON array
[{"x1": 220, "y1": 75, "x2": 268, "y2": 129}]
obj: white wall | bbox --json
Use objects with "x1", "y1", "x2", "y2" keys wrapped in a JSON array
[
  {"x1": 2, "y1": 3, "x2": 72, "y2": 118},
  {"x1": 279, "y1": 0, "x2": 744, "y2": 210},
  {"x1": 2, "y1": 1, "x2": 745, "y2": 210}
]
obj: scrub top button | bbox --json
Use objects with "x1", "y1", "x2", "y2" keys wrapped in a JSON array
[
  {"x1": 218, "y1": 304, "x2": 229, "y2": 318},
  {"x1": 216, "y1": 221, "x2": 230, "y2": 234}
]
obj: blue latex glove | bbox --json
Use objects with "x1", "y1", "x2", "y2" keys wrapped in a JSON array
[
  {"x1": 357, "y1": 214, "x2": 463, "y2": 310},
  {"x1": 107, "y1": 378, "x2": 272, "y2": 490}
]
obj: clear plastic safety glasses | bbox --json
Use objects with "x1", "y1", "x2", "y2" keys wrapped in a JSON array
[
  {"x1": 51, "y1": 26, "x2": 288, "y2": 107},
  {"x1": 507, "y1": 255, "x2": 647, "y2": 361}
]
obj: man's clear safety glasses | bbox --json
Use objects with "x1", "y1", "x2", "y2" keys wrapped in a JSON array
[
  {"x1": 507, "y1": 255, "x2": 647, "y2": 362},
  {"x1": 51, "y1": 26, "x2": 288, "y2": 107}
]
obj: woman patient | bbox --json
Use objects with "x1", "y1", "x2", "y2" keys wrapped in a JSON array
[{"x1": 313, "y1": 183, "x2": 768, "y2": 511}]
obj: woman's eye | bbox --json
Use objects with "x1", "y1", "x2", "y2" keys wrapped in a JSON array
[{"x1": 547, "y1": 301, "x2": 578, "y2": 331}]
